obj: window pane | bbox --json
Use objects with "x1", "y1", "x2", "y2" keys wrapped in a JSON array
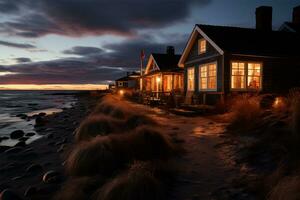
[
  {"x1": 187, "y1": 68, "x2": 195, "y2": 91},
  {"x1": 231, "y1": 75, "x2": 245, "y2": 89},
  {"x1": 247, "y1": 63, "x2": 261, "y2": 89},
  {"x1": 198, "y1": 39, "x2": 206, "y2": 54}
]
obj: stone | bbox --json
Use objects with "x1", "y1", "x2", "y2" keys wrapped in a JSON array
[
  {"x1": 0, "y1": 146, "x2": 10, "y2": 154},
  {"x1": 25, "y1": 132, "x2": 35, "y2": 137},
  {"x1": 38, "y1": 112, "x2": 46, "y2": 117},
  {"x1": 16, "y1": 114, "x2": 27, "y2": 119},
  {"x1": 26, "y1": 164, "x2": 43, "y2": 173},
  {"x1": 24, "y1": 186, "x2": 37, "y2": 197},
  {"x1": 42, "y1": 170, "x2": 60, "y2": 183},
  {"x1": 10, "y1": 130, "x2": 25, "y2": 139},
  {"x1": 35, "y1": 116, "x2": 46, "y2": 127},
  {"x1": 15, "y1": 141, "x2": 26, "y2": 147},
  {"x1": 4, "y1": 147, "x2": 23, "y2": 154},
  {"x1": 0, "y1": 189, "x2": 23, "y2": 200}
]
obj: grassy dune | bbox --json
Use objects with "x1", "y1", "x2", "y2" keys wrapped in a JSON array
[{"x1": 55, "y1": 95, "x2": 178, "y2": 200}]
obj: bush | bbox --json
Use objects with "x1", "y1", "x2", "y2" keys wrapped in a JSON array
[
  {"x1": 66, "y1": 126, "x2": 176, "y2": 176},
  {"x1": 228, "y1": 94, "x2": 262, "y2": 131},
  {"x1": 75, "y1": 114, "x2": 124, "y2": 141},
  {"x1": 94, "y1": 161, "x2": 165, "y2": 200},
  {"x1": 268, "y1": 175, "x2": 300, "y2": 200}
]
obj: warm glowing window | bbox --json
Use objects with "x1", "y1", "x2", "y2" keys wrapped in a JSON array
[
  {"x1": 231, "y1": 62, "x2": 262, "y2": 90},
  {"x1": 198, "y1": 39, "x2": 206, "y2": 54},
  {"x1": 199, "y1": 63, "x2": 217, "y2": 90},
  {"x1": 247, "y1": 63, "x2": 261, "y2": 89},
  {"x1": 187, "y1": 67, "x2": 195, "y2": 91},
  {"x1": 164, "y1": 75, "x2": 173, "y2": 92}
]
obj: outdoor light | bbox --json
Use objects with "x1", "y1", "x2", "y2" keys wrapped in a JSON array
[
  {"x1": 119, "y1": 90, "x2": 124, "y2": 96},
  {"x1": 156, "y1": 77, "x2": 161, "y2": 83}
]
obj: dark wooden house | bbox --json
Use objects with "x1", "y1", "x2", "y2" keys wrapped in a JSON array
[
  {"x1": 115, "y1": 72, "x2": 140, "y2": 94},
  {"x1": 141, "y1": 46, "x2": 183, "y2": 100},
  {"x1": 178, "y1": 6, "x2": 300, "y2": 105},
  {"x1": 279, "y1": 5, "x2": 300, "y2": 33}
]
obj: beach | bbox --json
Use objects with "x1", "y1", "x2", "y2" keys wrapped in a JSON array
[{"x1": 0, "y1": 92, "x2": 101, "y2": 199}]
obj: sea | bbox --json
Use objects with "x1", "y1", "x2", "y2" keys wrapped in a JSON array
[{"x1": 0, "y1": 91, "x2": 77, "y2": 146}]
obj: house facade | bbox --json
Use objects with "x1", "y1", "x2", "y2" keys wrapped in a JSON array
[
  {"x1": 141, "y1": 46, "x2": 184, "y2": 99},
  {"x1": 179, "y1": 6, "x2": 300, "y2": 104},
  {"x1": 115, "y1": 72, "x2": 140, "y2": 94}
]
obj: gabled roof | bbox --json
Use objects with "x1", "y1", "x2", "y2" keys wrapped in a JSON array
[
  {"x1": 179, "y1": 24, "x2": 300, "y2": 67},
  {"x1": 115, "y1": 76, "x2": 136, "y2": 82},
  {"x1": 280, "y1": 22, "x2": 300, "y2": 33},
  {"x1": 145, "y1": 53, "x2": 181, "y2": 74}
]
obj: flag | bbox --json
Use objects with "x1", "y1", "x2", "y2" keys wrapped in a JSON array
[{"x1": 140, "y1": 50, "x2": 145, "y2": 60}]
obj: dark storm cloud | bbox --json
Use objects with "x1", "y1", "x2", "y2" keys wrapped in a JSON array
[
  {"x1": 63, "y1": 46, "x2": 104, "y2": 56},
  {"x1": 0, "y1": 0, "x2": 210, "y2": 37},
  {"x1": 0, "y1": 33, "x2": 188, "y2": 84},
  {"x1": 0, "y1": 40, "x2": 36, "y2": 49},
  {"x1": 14, "y1": 57, "x2": 32, "y2": 63}
]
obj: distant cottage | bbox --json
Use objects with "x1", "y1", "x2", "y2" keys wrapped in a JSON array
[
  {"x1": 179, "y1": 6, "x2": 300, "y2": 104},
  {"x1": 115, "y1": 72, "x2": 140, "y2": 94},
  {"x1": 140, "y1": 46, "x2": 183, "y2": 100}
]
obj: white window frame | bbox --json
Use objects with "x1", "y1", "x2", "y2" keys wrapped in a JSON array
[
  {"x1": 198, "y1": 39, "x2": 207, "y2": 54},
  {"x1": 187, "y1": 67, "x2": 195, "y2": 91},
  {"x1": 230, "y1": 61, "x2": 263, "y2": 91},
  {"x1": 198, "y1": 62, "x2": 217, "y2": 91}
]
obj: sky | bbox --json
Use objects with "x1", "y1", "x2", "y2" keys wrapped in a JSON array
[{"x1": 0, "y1": 0, "x2": 298, "y2": 90}]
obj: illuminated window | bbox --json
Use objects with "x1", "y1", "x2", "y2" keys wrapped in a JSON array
[
  {"x1": 187, "y1": 67, "x2": 195, "y2": 91},
  {"x1": 247, "y1": 63, "x2": 261, "y2": 89},
  {"x1": 199, "y1": 63, "x2": 217, "y2": 90},
  {"x1": 198, "y1": 39, "x2": 206, "y2": 54},
  {"x1": 164, "y1": 75, "x2": 173, "y2": 92},
  {"x1": 231, "y1": 62, "x2": 262, "y2": 90}
]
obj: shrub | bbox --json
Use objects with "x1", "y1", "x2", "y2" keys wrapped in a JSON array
[
  {"x1": 268, "y1": 175, "x2": 300, "y2": 200},
  {"x1": 94, "y1": 161, "x2": 165, "y2": 200},
  {"x1": 66, "y1": 126, "x2": 176, "y2": 176},
  {"x1": 75, "y1": 114, "x2": 124, "y2": 142},
  {"x1": 54, "y1": 176, "x2": 105, "y2": 200},
  {"x1": 228, "y1": 94, "x2": 262, "y2": 131}
]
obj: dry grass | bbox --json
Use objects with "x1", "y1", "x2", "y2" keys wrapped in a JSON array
[
  {"x1": 94, "y1": 161, "x2": 165, "y2": 200},
  {"x1": 92, "y1": 95, "x2": 134, "y2": 119},
  {"x1": 268, "y1": 175, "x2": 300, "y2": 200},
  {"x1": 67, "y1": 126, "x2": 176, "y2": 176},
  {"x1": 75, "y1": 114, "x2": 124, "y2": 142},
  {"x1": 54, "y1": 176, "x2": 105, "y2": 200},
  {"x1": 228, "y1": 94, "x2": 262, "y2": 131}
]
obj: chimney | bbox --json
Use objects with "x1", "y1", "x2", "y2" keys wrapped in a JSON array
[
  {"x1": 256, "y1": 6, "x2": 273, "y2": 31},
  {"x1": 293, "y1": 5, "x2": 300, "y2": 25},
  {"x1": 166, "y1": 46, "x2": 175, "y2": 55}
]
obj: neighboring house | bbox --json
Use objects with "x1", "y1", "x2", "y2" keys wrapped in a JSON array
[
  {"x1": 178, "y1": 6, "x2": 300, "y2": 105},
  {"x1": 115, "y1": 72, "x2": 140, "y2": 94},
  {"x1": 279, "y1": 6, "x2": 300, "y2": 32},
  {"x1": 141, "y1": 46, "x2": 184, "y2": 98}
]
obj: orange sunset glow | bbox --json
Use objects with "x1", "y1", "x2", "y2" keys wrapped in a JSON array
[{"x1": 0, "y1": 84, "x2": 108, "y2": 90}]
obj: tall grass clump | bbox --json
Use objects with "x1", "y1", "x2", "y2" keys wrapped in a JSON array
[
  {"x1": 94, "y1": 161, "x2": 165, "y2": 200},
  {"x1": 228, "y1": 94, "x2": 262, "y2": 131},
  {"x1": 67, "y1": 126, "x2": 176, "y2": 176},
  {"x1": 268, "y1": 175, "x2": 300, "y2": 200},
  {"x1": 75, "y1": 114, "x2": 124, "y2": 141},
  {"x1": 93, "y1": 95, "x2": 134, "y2": 119}
]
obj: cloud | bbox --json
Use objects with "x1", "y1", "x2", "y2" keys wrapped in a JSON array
[
  {"x1": 0, "y1": 0, "x2": 210, "y2": 37},
  {"x1": 63, "y1": 46, "x2": 104, "y2": 56},
  {"x1": 14, "y1": 57, "x2": 32, "y2": 63},
  {"x1": 0, "y1": 40, "x2": 36, "y2": 49}
]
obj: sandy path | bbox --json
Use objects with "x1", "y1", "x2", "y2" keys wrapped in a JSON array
[{"x1": 131, "y1": 103, "x2": 239, "y2": 200}]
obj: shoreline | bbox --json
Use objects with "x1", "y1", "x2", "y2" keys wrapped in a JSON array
[{"x1": 0, "y1": 92, "x2": 101, "y2": 199}]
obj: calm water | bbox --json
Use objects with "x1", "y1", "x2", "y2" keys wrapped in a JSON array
[{"x1": 0, "y1": 91, "x2": 77, "y2": 146}]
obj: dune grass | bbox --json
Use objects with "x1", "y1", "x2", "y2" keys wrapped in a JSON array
[
  {"x1": 94, "y1": 161, "x2": 166, "y2": 200},
  {"x1": 75, "y1": 114, "x2": 124, "y2": 141},
  {"x1": 227, "y1": 94, "x2": 262, "y2": 131},
  {"x1": 268, "y1": 175, "x2": 300, "y2": 200},
  {"x1": 67, "y1": 126, "x2": 176, "y2": 176}
]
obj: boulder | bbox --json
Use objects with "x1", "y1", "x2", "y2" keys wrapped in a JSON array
[
  {"x1": 10, "y1": 130, "x2": 25, "y2": 139},
  {"x1": 25, "y1": 132, "x2": 35, "y2": 137},
  {"x1": 14, "y1": 141, "x2": 26, "y2": 147},
  {"x1": 35, "y1": 116, "x2": 46, "y2": 127},
  {"x1": 42, "y1": 170, "x2": 60, "y2": 183},
  {"x1": 0, "y1": 189, "x2": 23, "y2": 200},
  {"x1": 24, "y1": 186, "x2": 37, "y2": 197},
  {"x1": 0, "y1": 146, "x2": 10, "y2": 154}
]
